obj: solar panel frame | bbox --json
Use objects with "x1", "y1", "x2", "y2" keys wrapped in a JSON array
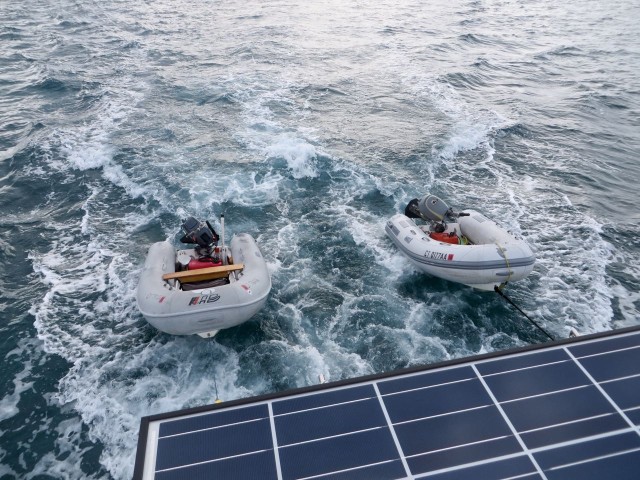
[{"x1": 134, "y1": 326, "x2": 640, "y2": 480}]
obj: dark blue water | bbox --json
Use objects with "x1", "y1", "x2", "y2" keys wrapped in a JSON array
[{"x1": 1, "y1": 0, "x2": 639, "y2": 478}]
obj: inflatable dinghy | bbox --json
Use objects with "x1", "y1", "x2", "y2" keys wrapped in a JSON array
[
  {"x1": 137, "y1": 216, "x2": 271, "y2": 337},
  {"x1": 386, "y1": 194, "x2": 535, "y2": 290}
]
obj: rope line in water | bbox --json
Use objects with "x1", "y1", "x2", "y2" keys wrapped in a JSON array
[
  {"x1": 494, "y1": 285, "x2": 555, "y2": 342},
  {"x1": 213, "y1": 374, "x2": 222, "y2": 404},
  {"x1": 207, "y1": 341, "x2": 223, "y2": 404}
]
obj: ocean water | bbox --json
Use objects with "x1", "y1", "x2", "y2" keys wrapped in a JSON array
[{"x1": 1, "y1": 0, "x2": 639, "y2": 478}]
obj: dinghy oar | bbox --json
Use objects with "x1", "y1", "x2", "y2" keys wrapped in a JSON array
[{"x1": 494, "y1": 285, "x2": 555, "y2": 342}]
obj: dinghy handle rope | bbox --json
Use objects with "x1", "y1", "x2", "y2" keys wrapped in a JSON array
[
  {"x1": 494, "y1": 285, "x2": 556, "y2": 342},
  {"x1": 496, "y1": 242, "x2": 513, "y2": 284}
]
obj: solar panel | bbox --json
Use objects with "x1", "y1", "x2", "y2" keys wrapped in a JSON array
[{"x1": 134, "y1": 326, "x2": 640, "y2": 480}]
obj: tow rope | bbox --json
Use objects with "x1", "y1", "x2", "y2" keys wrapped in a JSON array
[
  {"x1": 213, "y1": 373, "x2": 222, "y2": 404},
  {"x1": 494, "y1": 284, "x2": 555, "y2": 342},
  {"x1": 208, "y1": 340, "x2": 223, "y2": 404}
]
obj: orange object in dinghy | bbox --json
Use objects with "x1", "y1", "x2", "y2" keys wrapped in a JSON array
[{"x1": 429, "y1": 232, "x2": 460, "y2": 244}]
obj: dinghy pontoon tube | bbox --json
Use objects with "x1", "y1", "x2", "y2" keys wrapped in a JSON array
[
  {"x1": 137, "y1": 216, "x2": 271, "y2": 337},
  {"x1": 385, "y1": 194, "x2": 535, "y2": 290}
]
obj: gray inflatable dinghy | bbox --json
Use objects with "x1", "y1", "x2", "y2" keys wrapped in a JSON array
[
  {"x1": 136, "y1": 216, "x2": 271, "y2": 337},
  {"x1": 386, "y1": 194, "x2": 535, "y2": 291}
]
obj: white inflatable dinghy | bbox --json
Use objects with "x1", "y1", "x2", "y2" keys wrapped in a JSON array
[
  {"x1": 386, "y1": 194, "x2": 535, "y2": 291},
  {"x1": 137, "y1": 215, "x2": 271, "y2": 337}
]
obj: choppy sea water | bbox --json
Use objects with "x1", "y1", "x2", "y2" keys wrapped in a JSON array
[{"x1": 1, "y1": 0, "x2": 639, "y2": 478}]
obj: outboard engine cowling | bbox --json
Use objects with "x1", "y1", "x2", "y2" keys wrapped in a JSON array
[
  {"x1": 417, "y1": 194, "x2": 452, "y2": 222},
  {"x1": 180, "y1": 217, "x2": 219, "y2": 249}
]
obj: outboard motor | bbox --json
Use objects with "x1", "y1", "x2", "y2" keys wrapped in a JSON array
[
  {"x1": 180, "y1": 217, "x2": 219, "y2": 254},
  {"x1": 404, "y1": 198, "x2": 423, "y2": 219},
  {"x1": 405, "y1": 194, "x2": 452, "y2": 222},
  {"x1": 418, "y1": 194, "x2": 452, "y2": 221}
]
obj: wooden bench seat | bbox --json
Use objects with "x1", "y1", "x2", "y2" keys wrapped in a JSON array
[{"x1": 162, "y1": 264, "x2": 244, "y2": 283}]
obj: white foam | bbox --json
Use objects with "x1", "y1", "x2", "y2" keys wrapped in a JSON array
[
  {"x1": 385, "y1": 63, "x2": 623, "y2": 336},
  {"x1": 0, "y1": 340, "x2": 36, "y2": 423},
  {"x1": 264, "y1": 134, "x2": 319, "y2": 179},
  {"x1": 342, "y1": 206, "x2": 412, "y2": 279},
  {"x1": 218, "y1": 171, "x2": 284, "y2": 207},
  {"x1": 0, "y1": 460, "x2": 17, "y2": 480},
  {"x1": 29, "y1": 206, "x2": 246, "y2": 478},
  {"x1": 25, "y1": 414, "x2": 104, "y2": 480},
  {"x1": 222, "y1": 72, "x2": 326, "y2": 181},
  {"x1": 505, "y1": 177, "x2": 616, "y2": 335},
  {"x1": 396, "y1": 69, "x2": 513, "y2": 161},
  {"x1": 325, "y1": 290, "x2": 457, "y2": 371},
  {"x1": 31, "y1": 234, "x2": 253, "y2": 479}
]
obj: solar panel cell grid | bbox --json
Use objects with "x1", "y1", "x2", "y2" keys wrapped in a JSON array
[
  {"x1": 420, "y1": 454, "x2": 538, "y2": 480},
  {"x1": 406, "y1": 435, "x2": 523, "y2": 476},
  {"x1": 271, "y1": 384, "x2": 374, "y2": 416},
  {"x1": 500, "y1": 386, "x2": 618, "y2": 433},
  {"x1": 532, "y1": 431, "x2": 640, "y2": 472},
  {"x1": 601, "y1": 376, "x2": 640, "y2": 410},
  {"x1": 520, "y1": 413, "x2": 629, "y2": 449},
  {"x1": 155, "y1": 450, "x2": 278, "y2": 480},
  {"x1": 475, "y1": 348, "x2": 570, "y2": 376},
  {"x1": 136, "y1": 329, "x2": 640, "y2": 480},
  {"x1": 274, "y1": 397, "x2": 386, "y2": 446},
  {"x1": 155, "y1": 418, "x2": 272, "y2": 471},
  {"x1": 277, "y1": 427, "x2": 400, "y2": 480},
  {"x1": 568, "y1": 332, "x2": 640, "y2": 357},
  {"x1": 158, "y1": 404, "x2": 268, "y2": 438},
  {"x1": 299, "y1": 460, "x2": 406, "y2": 480},
  {"x1": 482, "y1": 360, "x2": 590, "y2": 402},
  {"x1": 625, "y1": 408, "x2": 640, "y2": 426},
  {"x1": 393, "y1": 405, "x2": 514, "y2": 457},
  {"x1": 542, "y1": 449, "x2": 640, "y2": 480},
  {"x1": 377, "y1": 365, "x2": 475, "y2": 395},
  {"x1": 576, "y1": 347, "x2": 640, "y2": 382},
  {"x1": 382, "y1": 378, "x2": 492, "y2": 423}
]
